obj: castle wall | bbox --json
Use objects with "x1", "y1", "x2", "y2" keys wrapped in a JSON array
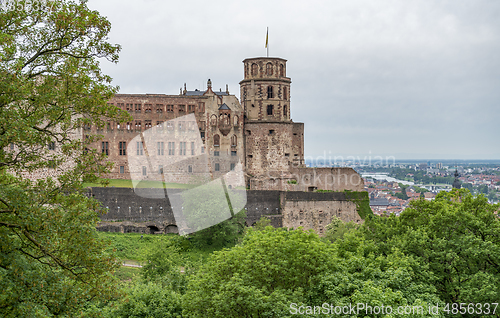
[{"x1": 92, "y1": 188, "x2": 364, "y2": 236}]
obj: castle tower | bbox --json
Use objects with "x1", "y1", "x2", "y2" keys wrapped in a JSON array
[
  {"x1": 240, "y1": 57, "x2": 291, "y2": 122},
  {"x1": 240, "y1": 57, "x2": 304, "y2": 190}
]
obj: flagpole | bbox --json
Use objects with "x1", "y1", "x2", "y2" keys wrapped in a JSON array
[{"x1": 266, "y1": 27, "x2": 269, "y2": 57}]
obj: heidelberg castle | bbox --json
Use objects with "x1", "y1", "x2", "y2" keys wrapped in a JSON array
[{"x1": 87, "y1": 56, "x2": 363, "y2": 192}]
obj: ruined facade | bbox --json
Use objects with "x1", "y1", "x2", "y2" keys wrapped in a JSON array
[{"x1": 90, "y1": 56, "x2": 363, "y2": 193}]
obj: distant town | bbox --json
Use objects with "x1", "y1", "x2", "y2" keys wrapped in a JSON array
[{"x1": 306, "y1": 159, "x2": 500, "y2": 216}]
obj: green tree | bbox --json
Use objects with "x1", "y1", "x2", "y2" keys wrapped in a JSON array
[
  {"x1": 360, "y1": 189, "x2": 500, "y2": 307},
  {"x1": 181, "y1": 184, "x2": 246, "y2": 248},
  {"x1": 182, "y1": 227, "x2": 336, "y2": 317},
  {"x1": 0, "y1": 1, "x2": 130, "y2": 316},
  {"x1": 323, "y1": 216, "x2": 359, "y2": 242}
]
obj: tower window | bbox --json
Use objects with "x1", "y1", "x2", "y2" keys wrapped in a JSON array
[
  {"x1": 280, "y1": 64, "x2": 284, "y2": 77},
  {"x1": 266, "y1": 63, "x2": 273, "y2": 76},
  {"x1": 267, "y1": 105, "x2": 273, "y2": 116},
  {"x1": 284, "y1": 105, "x2": 288, "y2": 117},
  {"x1": 269, "y1": 130, "x2": 275, "y2": 135},
  {"x1": 213, "y1": 134, "x2": 220, "y2": 147},
  {"x1": 283, "y1": 87, "x2": 287, "y2": 100},
  {"x1": 188, "y1": 165, "x2": 193, "y2": 173},
  {"x1": 251, "y1": 63, "x2": 258, "y2": 76},
  {"x1": 267, "y1": 86, "x2": 273, "y2": 99}
]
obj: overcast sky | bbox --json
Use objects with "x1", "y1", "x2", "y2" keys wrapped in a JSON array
[{"x1": 87, "y1": 0, "x2": 500, "y2": 160}]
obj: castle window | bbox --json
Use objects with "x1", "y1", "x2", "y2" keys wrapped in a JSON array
[
  {"x1": 283, "y1": 105, "x2": 287, "y2": 117},
  {"x1": 230, "y1": 163, "x2": 235, "y2": 171},
  {"x1": 142, "y1": 166, "x2": 147, "y2": 176},
  {"x1": 168, "y1": 142, "x2": 175, "y2": 155},
  {"x1": 135, "y1": 104, "x2": 142, "y2": 112},
  {"x1": 144, "y1": 104, "x2": 152, "y2": 113},
  {"x1": 166, "y1": 122, "x2": 174, "y2": 131},
  {"x1": 137, "y1": 142, "x2": 144, "y2": 155},
  {"x1": 179, "y1": 142, "x2": 186, "y2": 156},
  {"x1": 188, "y1": 165, "x2": 193, "y2": 173},
  {"x1": 178, "y1": 121, "x2": 185, "y2": 131},
  {"x1": 199, "y1": 121, "x2": 206, "y2": 130},
  {"x1": 231, "y1": 151, "x2": 237, "y2": 156},
  {"x1": 200, "y1": 131, "x2": 205, "y2": 139},
  {"x1": 156, "y1": 104, "x2": 163, "y2": 113},
  {"x1": 157, "y1": 142, "x2": 164, "y2": 155},
  {"x1": 48, "y1": 142, "x2": 55, "y2": 150},
  {"x1": 159, "y1": 165, "x2": 163, "y2": 174},
  {"x1": 201, "y1": 146, "x2": 205, "y2": 153},
  {"x1": 179, "y1": 105, "x2": 185, "y2": 112},
  {"x1": 248, "y1": 154, "x2": 253, "y2": 158},
  {"x1": 135, "y1": 121, "x2": 141, "y2": 130},
  {"x1": 283, "y1": 87, "x2": 287, "y2": 100},
  {"x1": 119, "y1": 141, "x2": 126, "y2": 156},
  {"x1": 246, "y1": 130, "x2": 251, "y2": 136},
  {"x1": 215, "y1": 163, "x2": 220, "y2": 171},
  {"x1": 116, "y1": 122, "x2": 121, "y2": 130},
  {"x1": 266, "y1": 63, "x2": 273, "y2": 76},
  {"x1": 269, "y1": 130, "x2": 275, "y2": 135},
  {"x1": 10, "y1": 143, "x2": 14, "y2": 150},
  {"x1": 156, "y1": 121, "x2": 163, "y2": 130},
  {"x1": 198, "y1": 102, "x2": 205, "y2": 112},
  {"x1": 267, "y1": 105, "x2": 273, "y2": 116},
  {"x1": 191, "y1": 142, "x2": 195, "y2": 155},
  {"x1": 214, "y1": 151, "x2": 220, "y2": 157},
  {"x1": 167, "y1": 105, "x2": 174, "y2": 112},
  {"x1": 280, "y1": 64, "x2": 284, "y2": 77},
  {"x1": 213, "y1": 134, "x2": 220, "y2": 147},
  {"x1": 126, "y1": 103, "x2": 133, "y2": 112},
  {"x1": 231, "y1": 135, "x2": 237, "y2": 147},
  {"x1": 145, "y1": 120, "x2": 152, "y2": 129},
  {"x1": 101, "y1": 142, "x2": 109, "y2": 155},
  {"x1": 188, "y1": 105, "x2": 195, "y2": 113},
  {"x1": 267, "y1": 86, "x2": 273, "y2": 99},
  {"x1": 119, "y1": 166, "x2": 124, "y2": 174},
  {"x1": 127, "y1": 122, "x2": 132, "y2": 130},
  {"x1": 251, "y1": 63, "x2": 258, "y2": 76}
]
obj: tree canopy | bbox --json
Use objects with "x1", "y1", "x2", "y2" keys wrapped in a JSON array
[{"x1": 0, "y1": 1, "x2": 130, "y2": 316}]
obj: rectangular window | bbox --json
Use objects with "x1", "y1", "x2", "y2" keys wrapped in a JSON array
[
  {"x1": 157, "y1": 142, "x2": 164, "y2": 155},
  {"x1": 179, "y1": 105, "x2": 185, "y2": 112},
  {"x1": 191, "y1": 142, "x2": 195, "y2": 155},
  {"x1": 230, "y1": 163, "x2": 235, "y2": 171},
  {"x1": 231, "y1": 151, "x2": 237, "y2": 156},
  {"x1": 167, "y1": 105, "x2": 174, "y2": 112},
  {"x1": 267, "y1": 104, "x2": 273, "y2": 115},
  {"x1": 156, "y1": 104, "x2": 163, "y2": 113},
  {"x1": 201, "y1": 146, "x2": 205, "y2": 154},
  {"x1": 137, "y1": 142, "x2": 144, "y2": 155},
  {"x1": 156, "y1": 121, "x2": 164, "y2": 130},
  {"x1": 135, "y1": 121, "x2": 141, "y2": 130},
  {"x1": 48, "y1": 142, "x2": 55, "y2": 150},
  {"x1": 144, "y1": 104, "x2": 152, "y2": 113},
  {"x1": 178, "y1": 121, "x2": 185, "y2": 131},
  {"x1": 10, "y1": 143, "x2": 14, "y2": 150},
  {"x1": 119, "y1": 166, "x2": 124, "y2": 174},
  {"x1": 135, "y1": 103, "x2": 142, "y2": 112},
  {"x1": 142, "y1": 166, "x2": 147, "y2": 176},
  {"x1": 145, "y1": 120, "x2": 152, "y2": 129},
  {"x1": 119, "y1": 141, "x2": 126, "y2": 155},
  {"x1": 188, "y1": 105, "x2": 195, "y2": 113},
  {"x1": 166, "y1": 122, "x2": 174, "y2": 131},
  {"x1": 179, "y1": 142, "x2": 186, "y2": 155},
  {"x1": 158, "y1": 165, "x2": 163, "y2": 174},
  {"x1": 188, "y1": 165, "x2": 193, "y2": 173},
  {"x1": 214, "y1": 151, "x2": 219, "y2": 157},
  {"x1": 200, "y1": 131, "x2": 205, "y2": 139},
  {"x1": 198, "y1": 102, "x2": 205, "y2": 112},
  {"x1": 215, "y1": 163, "x2": 220, "y2": 171},
  {"x1": 101, "y1": 142, "x2": 109, "y2": 155},
  {"x1": 126, "y1": 103, "x2": 133, "y2": 112},
  {"x1": 168, "y1": 142, "x2": 175, "y2": 155}
]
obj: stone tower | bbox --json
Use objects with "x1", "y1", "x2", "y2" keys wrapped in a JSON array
[{"x1": 240, "y1": 57, "x2": 305, "y2": 189}]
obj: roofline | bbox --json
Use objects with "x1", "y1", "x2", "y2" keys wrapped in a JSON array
[{"x1": 242, "y1": 57, "x2": 287, "y2": 63}]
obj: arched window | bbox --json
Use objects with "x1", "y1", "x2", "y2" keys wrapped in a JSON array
[
  {"x1": 283, "y1": 105, "x2": 288, "y2": 117},
  {"x1": 210, "y1": 114, "x2": 217, "y2": 126},
  {"x1": 266, "y1": 63, "x2": 273, "y2": 76},
  {"x1": 213, "y1": 134, "x2": 220, "y2": 147},
  {"x1": 267, "y1": 86, "x2": 273, "y2": 99},
  {"x1": 280, "y1": 64, "x2": 284, "y2": 76},
  {"x1": 231, "y1": 135, "x2": 237, "y2": 147},
  {"x1": 233, "y1": 115, "x2": 239, "y2": 126},
  {"x1": 251, "y1": 63, "x2": 258, "y2": 76},
  {"x1": 283, "y1": 87, "x2": 287, "y2": 100}
]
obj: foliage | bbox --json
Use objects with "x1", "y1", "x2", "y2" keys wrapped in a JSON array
[
  {"x1": 343, "y1": 190, "x2": 373, "y2": 219},
  {"x1": 182, "y1": 227, "x2": 336, "y2": 317},
  {"x1": 323, "y1": 216, "x2": 359, "y2": 242},
  {"x1": 361, "y1": 189, "x2": 500, "y2": 306},
  {"x1": 252, "y1": 216, "x2": 271, "y2": 230},
  {"x1": 0, "y1": 1, "x2": 131, "y2": 316},
  {"x1": 181, "y1": 183, "x2": 247, "y2": 248}
]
